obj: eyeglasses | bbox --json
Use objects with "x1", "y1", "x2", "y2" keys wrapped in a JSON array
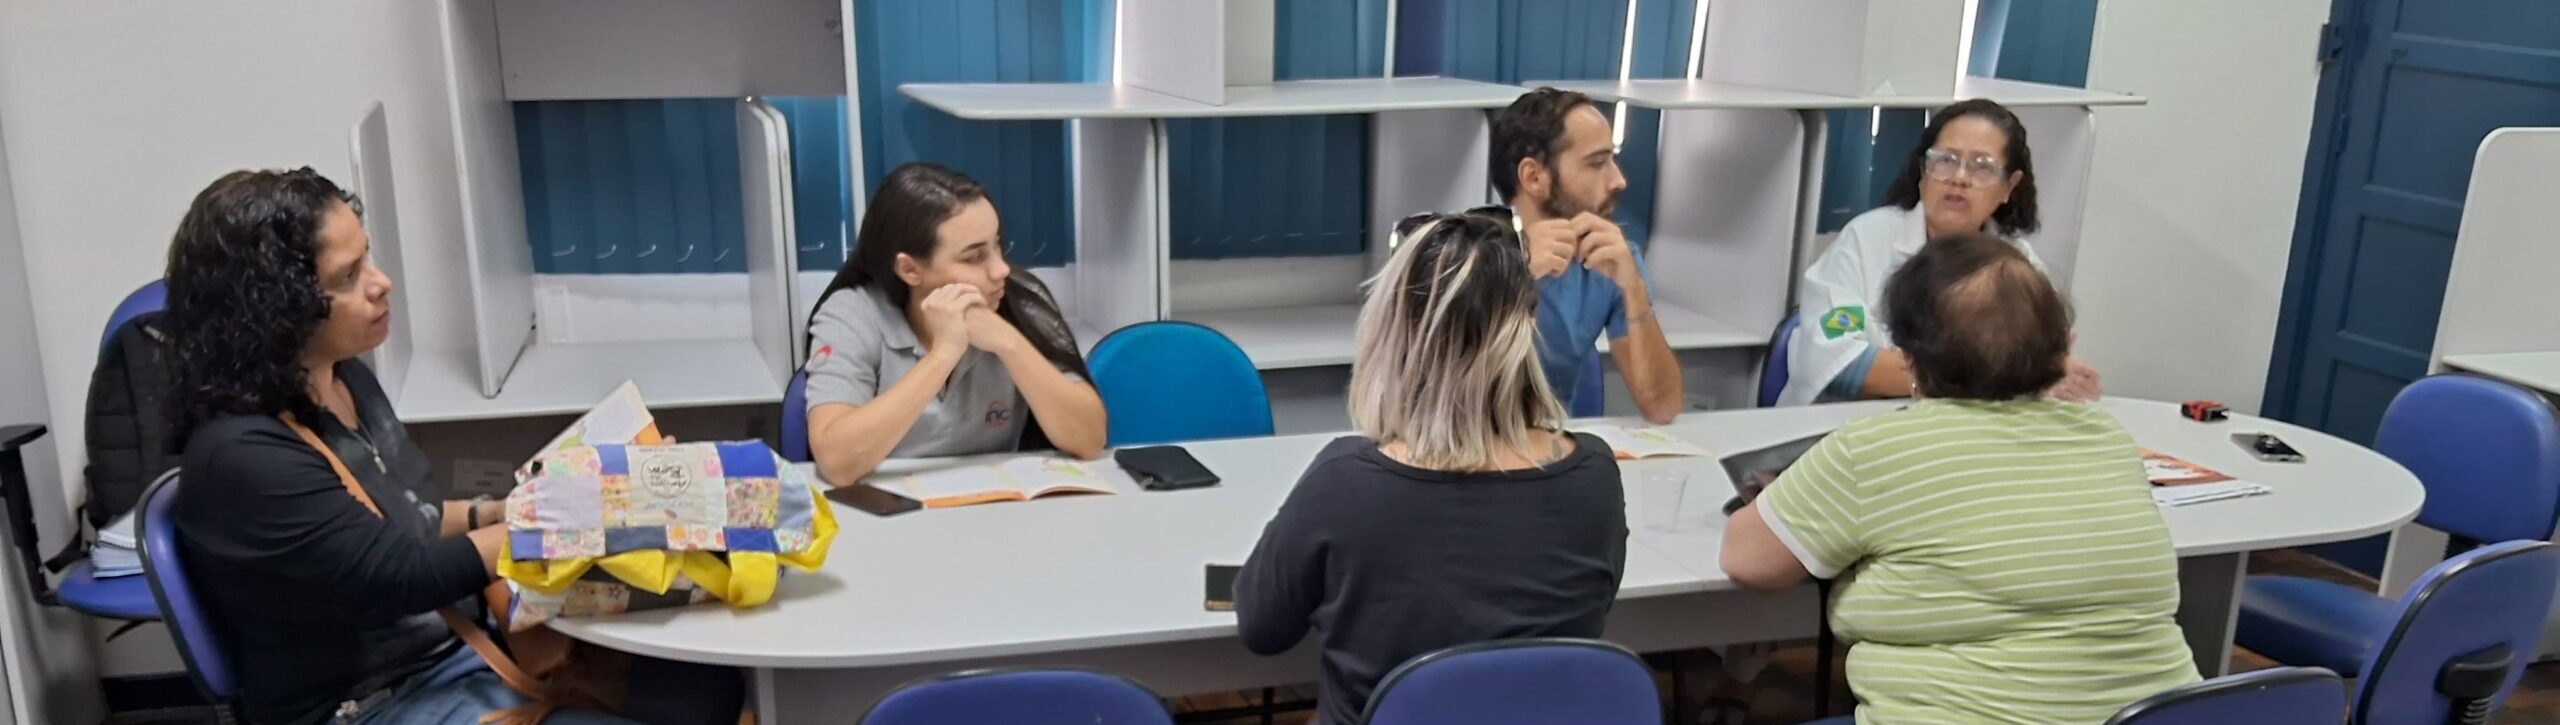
[
  {"x1": 1390, "y1": 205, "x2": 1515, "y2": 250},
  {"x1": 1922, "y1": 148, "x2": 2008, "y2": 185}
]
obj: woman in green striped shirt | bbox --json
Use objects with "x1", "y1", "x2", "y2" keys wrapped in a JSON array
[{"x1": 1721, "y1": 232, "x2": 2198, "y2": 723}]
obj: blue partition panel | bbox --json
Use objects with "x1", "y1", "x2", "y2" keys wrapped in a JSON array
[
  {"x1": 516, "y1": 99, "x2": 749, "y2": 275},
  {"x1": 1817, "y1": 0, "x2": 2096, "y2": 232},
  {"x1": 1165, "y1": 0, "x2": 1385, "y2": 260},
  {"x1": 772, "y1": 97, "x2": 854, "y2": 271},
  {"x1": 852, "y1": 0, "x2": 1105, "y2": 268},
  {"x1": 1395, "y1": 0, "x2": 1691, "y2": 252}
]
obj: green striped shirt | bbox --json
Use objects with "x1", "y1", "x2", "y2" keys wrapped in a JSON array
[{"x1": 1760, "y1": 399, "x2": 2199, "y2": 724}]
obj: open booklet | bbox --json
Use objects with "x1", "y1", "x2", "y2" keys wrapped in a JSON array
[
  {"x1": 2141, "y1": 448, "x2": 2234, "y2": 486},
  {"x1": 518, "y1": 381, "x2": 663, "y2": 481},
  {"x1": 872, "y1": 457, "x2": 1119, "y2": 509},
  {"x1": 2140, "y1": 448, "x2": 2271, "y2": 507},
  {"x1": 1577, "y1": 425, "x2": 1713, "y2": 459}
]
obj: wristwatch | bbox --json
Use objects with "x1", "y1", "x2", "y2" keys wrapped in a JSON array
[{"x1": 464, "y1": 494, "x2": 494, "y2": 529}]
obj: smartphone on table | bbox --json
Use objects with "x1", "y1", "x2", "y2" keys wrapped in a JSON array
[
  {"x1": 1205, "y1": 564, "x2": 1241, "y2": 612},
  {"x1": 2232, "y1": 432, "x2": 2305, "y2": 463}
]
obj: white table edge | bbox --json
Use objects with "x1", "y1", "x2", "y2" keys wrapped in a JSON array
[{"x1": 548, "y1": 398, "x2": 2423, "y2": 670}]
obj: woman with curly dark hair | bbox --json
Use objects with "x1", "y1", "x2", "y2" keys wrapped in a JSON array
[
  {"x1": 166, "y1": 168, "x2": 736, "y2": 725},
  {"x1": 1776, "y1": 98, "x2": 2104, "y2": 407}
]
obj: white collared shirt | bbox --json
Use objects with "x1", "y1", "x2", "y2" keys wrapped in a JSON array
[{"x1": 1777, "y1": 204, "x2": 2045, "y2": 406}]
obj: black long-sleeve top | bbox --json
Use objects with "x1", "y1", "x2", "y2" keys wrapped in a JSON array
[
  {"x1": 175, "y1": 361, "x2": 481, "y2": 725},
  {"x1": 1234, "y1": 434, "x2": 1629, "y2": 725}
]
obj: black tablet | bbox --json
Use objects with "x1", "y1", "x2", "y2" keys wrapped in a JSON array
[{"x1": 1717, "y1": 432, "x2": 1829, "y2": 515}]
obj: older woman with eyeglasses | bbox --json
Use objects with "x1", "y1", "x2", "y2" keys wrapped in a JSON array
[{"x1": 1775, "y1": 98, "x2": 2104, "y2": 406}]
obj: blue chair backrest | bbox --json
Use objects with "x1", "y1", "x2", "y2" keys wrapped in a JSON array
[
  {"x1": 858, "y1": 668, "x2": 1173, "y2": 725},
  {"x1": 1757, "y1": 313, "x2": 1800, "y2": 408},
  {"x1": 2351, "y1": 539, "x2": 2560, "y2": 724},
  {"x1": 2103, "y1": 667, "x2": 2343, "y2": 724},
  {"x1": 136, "y1": 471, "x2": 237, "y2": 706},
  {"x1": 2376, "y1": 374, "x2": 2560, "y2": 542},
  {"x1": 1570, "y1": 351, "x2": 1606, "y2": 418},
  {"x1": 1360, "y1": 638, "x2": 1660, "y2": 725},
  {"x1": 780, "y1": 369, "x2": 810, "y2": 463},
  {"x1": 1086, "y1": 321, "x2": 1273, "y2": 447},
  {"x1": 99, "y1": 279, "x2": 167, "y2": 358}
]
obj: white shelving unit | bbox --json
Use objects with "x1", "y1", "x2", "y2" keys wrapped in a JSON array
[
  {"x1": 1539, "y1": 4, "x2": 2149, "y2": 371},
  {"x1": 2440, "y1": 352, "x2": 2560, "y2": 394},
  {"x1": 904, "y1": 76, "x2": 1531, "y2": 121},
  {"x1": 900, "y1": 24, "x2": 1527, "y2": 372},
  {"x1": 399, "y1": 339, "x2": 786, "y2": 423},
  {"x1": 898, "y1": 0, "x2": 2148, "y2": 419},
  {"x1": 2410, "y1": 127, "x2": 2560, "y2": 659},
  {"x1": 2430, "y1": 128, "x2": 2560, "y2": 390},
  {"x1": 1170, "y1": 304, "x2": 1364, "y2": 369},
  {"x1": 317, "y1": 0, "x2": 2150, "y2": 424},
  {"x1": 377, "y1": 0, "x2": 834, "y2": 421}
]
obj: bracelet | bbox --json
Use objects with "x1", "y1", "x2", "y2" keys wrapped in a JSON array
[
  {"x1": 1627, "y1": 309, "x2": 1658, "y2": 327},
  {"x1": 465, "y1": 495, "x2": 492, "y2": 529}
]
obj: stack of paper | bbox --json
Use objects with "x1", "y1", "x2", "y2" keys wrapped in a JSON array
[
  {"x1": 2141, "y1": 449, "x2": 2233, "y2": 486},
  {"x1": 2152, "y1": 481, "x2": 2272, "y2": 508},
  {"x1": 518, "y1": 381, "x2": 661, "y2": 482},
  {"x1": 88, "y1": 511, "x2": 142, "y2": 578}
]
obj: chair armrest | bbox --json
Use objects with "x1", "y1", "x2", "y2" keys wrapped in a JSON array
[
  {"x1": 0, "y1": 424, "x2": 53, "y2": 605},
  {"x1": 0, "y1": 425, "x2": 43, "y2": 452}
]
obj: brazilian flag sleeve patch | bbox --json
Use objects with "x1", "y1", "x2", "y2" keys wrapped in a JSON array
[{"x1": 1819, "y1": 305, "x2": 1865, "y2": 340}]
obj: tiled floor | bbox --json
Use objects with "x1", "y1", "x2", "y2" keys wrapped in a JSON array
[{"x1": 1178, "y1": 548, "x2": 2560, "y2": 724}]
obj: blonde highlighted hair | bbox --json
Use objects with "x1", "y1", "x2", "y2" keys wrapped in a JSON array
[{"x1": 1348, "y1": 213, "x2": 1565, "y2": 470}]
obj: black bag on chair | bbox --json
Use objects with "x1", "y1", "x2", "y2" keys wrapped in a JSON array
[{"x1": 55, "y1": 310, "x2": 177, "y2": 570}]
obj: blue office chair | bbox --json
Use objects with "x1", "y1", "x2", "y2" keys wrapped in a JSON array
[
  {"x1": 857, "y1": 668, "x2": 1173, "y2": 725},
  {"x1": 1086, "y1": 321, "x2": 1274, "y2": 447},
  {"x1": 0, "y1": 280, "x2": 169, "y2": 622},
  {"x1": 780, "y1": 369, "x2": 811, "y2": 463},
  {"x1": 56, "y1": 281, "x2": 174, "y2": 621},
  {"x1": 1757, "y1": 313, "x2": 1800, "y2": 408},
  {"x1": 99, "y1": 279, "x2": 167, "y2": 357},
  {"x1": 2349, "y1": 540, "x2": 2559, "y2": 724},
  {"x1": 2103, "y1": 667, "x2": 2344, "y2": 724},
  {"x1": 1359, "y1": 638, "x2": 1659, "y2": 725},
  {"x1": 2238, "y1": 374, "x2": 2560, "y2": 679},
  {"x1": 136, "y1": 471, "x2": 239, "y2": 717}
]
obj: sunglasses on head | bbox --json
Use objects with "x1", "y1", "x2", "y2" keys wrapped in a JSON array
[{"x1": 1389, "y1": 206, "x2": 1516, "y2": 250}]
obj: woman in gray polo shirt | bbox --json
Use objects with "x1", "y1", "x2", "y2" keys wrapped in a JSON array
[{"x1": 800, "y1": 163, "x2": 1106, "y2": 486}]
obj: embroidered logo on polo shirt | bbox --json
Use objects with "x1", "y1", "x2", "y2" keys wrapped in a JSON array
[
  {"x1": 1820, "y1": 306, "x2": 1865, "y2": 339},
  {"x1": 983, "y1": 400, "x2": 1014, "y2": 429}
]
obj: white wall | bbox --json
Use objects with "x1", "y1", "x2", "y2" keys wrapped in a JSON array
[
  {"x1": 0, "y1": 1, "x2": 476, "y2": 676},
  {"x1": 0, "y1": 1, "x2": 473, "y2": 525},
  {"x1": 0, "y1": 87, "x2": 105, "y2": 725},
  {"x1": 2072, "y1": 0, "x2": 2327, "y2": 414}
]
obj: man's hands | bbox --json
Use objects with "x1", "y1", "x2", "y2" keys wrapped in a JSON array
[{"x1": 1524, "y1": 212, "x2": 1643, "y2": 293}]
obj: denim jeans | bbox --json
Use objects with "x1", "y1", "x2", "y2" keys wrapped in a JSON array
[{"x1": 342, "y1": 648, "x2": 743, "y2": 725}]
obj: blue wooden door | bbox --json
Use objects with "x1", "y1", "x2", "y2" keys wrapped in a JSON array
[{"x1": 2267, "y1": 0, "x2": 2560, "y2": 443}]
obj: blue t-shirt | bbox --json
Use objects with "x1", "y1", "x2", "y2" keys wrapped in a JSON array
[{"x1": 1535, "y1": 253, "x2": 1649, "y2": 412}]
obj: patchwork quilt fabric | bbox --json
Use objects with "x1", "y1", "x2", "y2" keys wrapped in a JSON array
[{"x1": 496, "y1": 441, "x2": 836, "y2": 630}]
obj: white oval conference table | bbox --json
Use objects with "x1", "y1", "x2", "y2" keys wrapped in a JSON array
[{"x1": 549, "y1": 398, "x2": 2422, "y2": 723}]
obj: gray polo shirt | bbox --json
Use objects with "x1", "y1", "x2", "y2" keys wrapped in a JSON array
[{"x1": 803, "y1": 285, "x2": 1047, "y2": 459}]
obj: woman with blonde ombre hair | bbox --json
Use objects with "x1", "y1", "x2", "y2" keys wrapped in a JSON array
[{"x1": 1233, "y1": 211, "x2": 1630, "y2": 725}]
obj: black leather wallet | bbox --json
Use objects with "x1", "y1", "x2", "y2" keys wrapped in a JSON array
[{"x1": 1115, "y1": 446, "x2": 1221, "y2": 491}]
